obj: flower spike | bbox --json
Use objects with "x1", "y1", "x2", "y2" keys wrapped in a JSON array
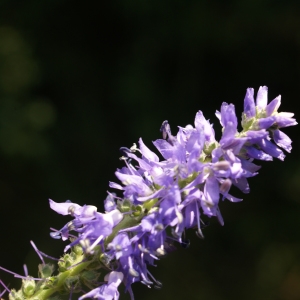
[{"x1": 1, "y1": 86, "x2": 296, "y2": 300}]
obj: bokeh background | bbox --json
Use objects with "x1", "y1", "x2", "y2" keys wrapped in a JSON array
[{"x1": 0, "y1": 1, "x2": 300, "y2": 300}]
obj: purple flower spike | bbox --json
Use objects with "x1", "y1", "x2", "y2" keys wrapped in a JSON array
[{"x1": 46, "y1": 85, "x2": 296, "y2": 300}]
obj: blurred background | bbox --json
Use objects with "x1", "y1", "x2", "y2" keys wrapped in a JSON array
[{"x1": 0, "y1": 1, "x2": 300, "y2": 299}]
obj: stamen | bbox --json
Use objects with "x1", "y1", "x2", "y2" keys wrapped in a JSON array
[
  {"x1": 0, "y1": 266, "x2": 23, "y2": 278},
  {"x1": 0, "y1": 266, "x2": 41, "y2": 281},
  {"x1": 127, "y1": 286, "x2": 135, "y2": 300},
  {"x1": 130, "y1": 143, "x2": 141, "y2": 153},
  {"x1": 0, "y1": 288, "x2": 7, "y2": 298},
  {"x1": 195, "y1": 227, "x2": 204, "y2": 239},
  {"x1": 216, "y1": 206, "x2": 224, "y2": 226},
  {"x1": 160, "y1": 120, "x2": 170, "y2": 139},
  {"x1": 106, "y1": 192, "x2": 122, "y2": 201},
  {"x1": 129, "y1": 268, "x2": 139, "y2": 277},
  {"x1": 50, "y1": 231, "x2": 62, "y2": 240},
  {"x1": 200, "y1": 218, "x2": 210, "y2": 228},
  {"x1": 0, "y1": 279, "x2": 10, "y2": 294},
  {"x1": 140, "y1": 281, "x2": 151, "y2": 288},
  {"x1": 87, "y1": 235, "x2": 104, "y2": 254},
  {"x1": 23, "y1": 264, "x2": 28, "y2": 277},
  {"x1": 50, "y1": 227, "x2": 77, "y2": 239},
  {"x1": 69, "y1": 285, "x2": 73, "y2": 300},
  {"x1": 38, "y1": 250, "x2": 62, "y2": 262},
  {"x1": 67, "y1": 221, "x2": 75, "y2": 231},
  {"x1": 147, "y1": 270, "x2": 162, "y2": 289},
  {"x1": 154, "y1": 284, "x2": 163, "y2": 290},
  {"x1": 79, "y1": 239, "x2": 91, "y2": 251},
  {"x1": 142, "y1": 277, "x2": 153, "y2": 285},
  {"x1": 119, "y1": 147, "x2": 132, "y2": 156},
  {"x1": 156, "y1": 247, "x2": 166, "y2": 256},
  {"x1": 176, "y1": 211, "x2": 183, "y2": 224},
  {"x1": 68, "y1": 205, "x2": 77, "y2": 216},
  {"x1": 138, "y1": 244, "x2": 149, "y2": 254},
  {"x1": 195, "y1": 202, "x2": 204, "y2": 239},
  {"x1": 30, "y1": 241, "x2": 45, "y2": 264}
]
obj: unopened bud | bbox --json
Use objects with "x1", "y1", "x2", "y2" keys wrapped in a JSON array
[{"x1": 22, "y1": 278, "x2": 36, "y2": 297}]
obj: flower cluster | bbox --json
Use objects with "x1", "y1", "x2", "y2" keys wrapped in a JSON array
[{"x1": 2, "y1": 86, "x2": 296, "y2": 300}]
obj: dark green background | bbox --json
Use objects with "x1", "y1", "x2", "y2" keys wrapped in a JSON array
[{"x1": 0, "y1": 1, "x2": 300, "y2": 299}]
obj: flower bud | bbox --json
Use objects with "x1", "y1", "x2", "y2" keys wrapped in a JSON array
[
  {"x1": 22, "y1": 278, "x2": 36, "y2": 297},
  {"x1": 38, "y1": 263, "x2": 55, "y2": 278},
  {"x1": 9, "y1": 289, "x2": 24, "y2": 300}
]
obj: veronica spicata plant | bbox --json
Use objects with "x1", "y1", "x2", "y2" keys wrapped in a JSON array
[{"x1": 0, "y1": 86, "x2": 297, "y2": 300}]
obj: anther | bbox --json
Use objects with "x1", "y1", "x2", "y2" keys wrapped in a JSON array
[
  {"x1": 80, "y1": 239, "x2": 90, "y2": 250},
  {"x1": 176, "y1": 211, "x2": 183, "y2": 224},
  {"x1": 130, "y1": 143, "x2": 139, "y2": 152},
  {"x1": 200, "y1": 218, "x2": 210, "y2": 229},
  {"x1": 141, "y1": 281, "x2": 152, "y2": 288},
  {"x1": 50, "y1": 231, "x2": 61, "y2": 239},
  {"x1": 160, "y1": 120, "x2": 170, "y2": 139},
  {"x1": 154, "y1": 281, "x2": 163, "y2": 289},
  {"x1": 138, "y1": 244, "x2": 149, "y2": 253},
  {"x1": 119, "y1": 147, "x2": 131, "y2": 156},
  {"x1": 195, "y1": 228, "x2": 204, "y2": 239},
  {"x1": 213, "y1": 160, "x2": 230, "y2": 171},
  {"x1": 67, "y1": 221, "x2": 75, "y2": 231},
  {"x1": 220, "y1": 178, "x2": 232, "y2": 194},
  {"x1": 156, "y1": 248, "x2": 166, "y2": 256},
  {"x1": 129, "y1": 268, "x2": 139, "y2": 277},
  {"x1": 115, "y1": 245, "x2": 122, "y2": 251},
  {"x1": 68, "y1": 205, "x2": 77, "y2": 216},
  {"x1": 154, "y1": 224, "x2": 164, "y2": 231}
]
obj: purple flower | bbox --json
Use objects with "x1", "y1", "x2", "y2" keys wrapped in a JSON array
[
  {"x1": 49, "y1": 199, "x2": 123, "y2": 252},
  {"x1": 240, "y1": 86, "x2": 297, "y2": 161},
  {"x1": 49, "y1": 199, "x2": 97, "y2": 218},
  {"x1": 79, "y1": 271, "x2": 123, "y2": 300},
  {"x1": 243, "y1": 88, "x2": 256, "y2": 118},
  {"x1": 216, "y1": 102, "x2": 238, "y2": 129},
  {"x1": 107, "y1": 233, "x2": 133, "y2": 260},
  {"x1": 256, "y1": 85, "x2": 268, "y2": 110},
  {"x1": 272, "y1": 129, "x2": 292, "y2": 152}
]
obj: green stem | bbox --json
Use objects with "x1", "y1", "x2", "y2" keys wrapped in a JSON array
[
  {"x1": 30, "y1": 255, "x2": 92, "y2": 300},
  {"x1": 25, "y1": 213, "x2": 143, "y2": 300}
]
